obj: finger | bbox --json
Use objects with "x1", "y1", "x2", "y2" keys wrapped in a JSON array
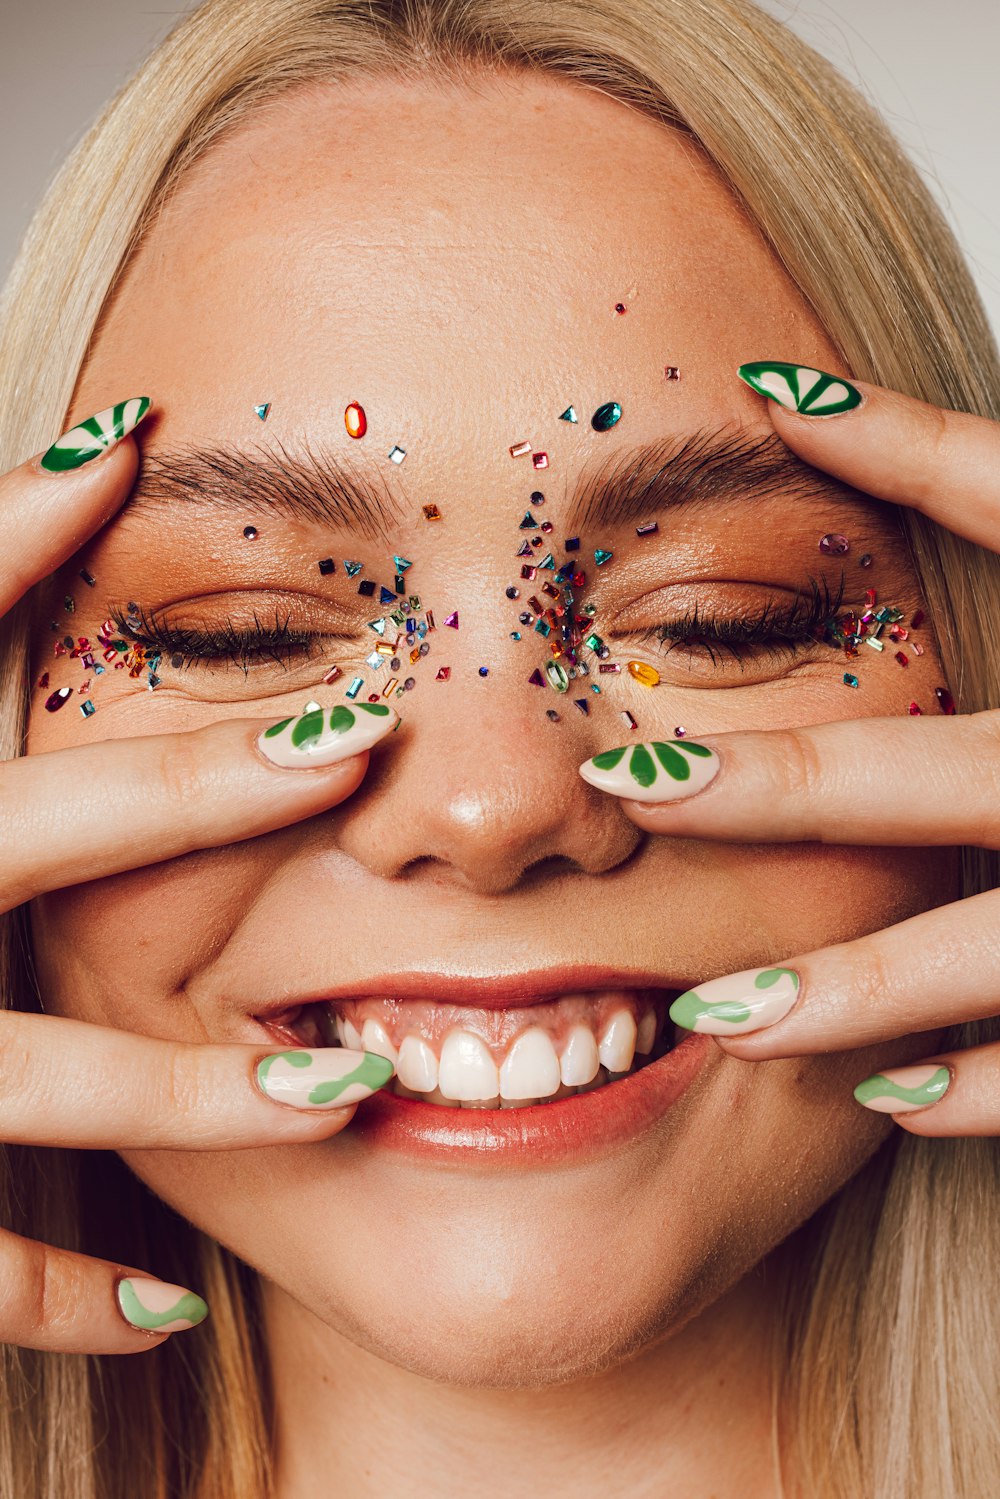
[
  {"x1": 578, "y1": 710, "x2": 1000, "y2": 848},
  {"x1": 3, "y1": 703, "x2": 400, "y2": 910},
  {"x1": 736, "y1": 362, "x2": 1000, "y2": 555},
  {"x1": 0, "y1": 1010, "x2": 394, "y2": 1149},
  {"x1": 850, "y1": 1048, "x2": 986, "y2": 1137},
  {"x1": 664, "y1": 883, "x2": 1000, "y2": 1060},
  {"x1": 0, "y1": 1233, "x2": 207, "y2": 1353},
  {"x1": 0, "y1": 397, "x2": 151, "y2": 612}
]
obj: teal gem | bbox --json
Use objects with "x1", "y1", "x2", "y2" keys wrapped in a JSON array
[
  {"x1": 594, "y1": 549, "x2": 613, "y2": 566},
  {"x1": 539, "y1": 553, "x2": 555, "y2": 570},
  {"x1": 511, "y1": 631, "x2": 522, "y2": 640},
  {"x1": 844, "y1": 673, "x2": 859, "y2": 687},
  {"x1": 519, "y1": 512, "x2": 538, "y2": 529},
  {"x1": 534, "y1": 619, "x2": 551, "y2": 638},
  {"x1": 367, "y1": 618, "x2": 387, "y2": 635},
  {"x1": 254, "y1": 402, "x2": 271, "y2": 421},
  {"x1": 344, "y1": 561, "x2": 363, "y2": 577},
  {"x1": 345, "y1": 677, "x2": 363, "y2": 699},
  {"x1": 559, "y1": 406, "x2": 578, "y2": 423},
  {"x1": 591, "y1": 401, "x2": 622, "y2": 431},
  {"x1": 393, "y1": 556, "x2": 413, "y2": 572}
]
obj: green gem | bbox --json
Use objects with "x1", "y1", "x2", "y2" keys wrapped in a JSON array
[
  {"x1": 544, "y1": 660, "x2": 570, "y2": 693},
  {"x1": 591, "y1": 401, "x2": 623, "y2": 432}
]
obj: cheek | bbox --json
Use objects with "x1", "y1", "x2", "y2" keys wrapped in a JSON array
[{"x1": 29, "y1": 843, "x2": 274, "y2": 1037}]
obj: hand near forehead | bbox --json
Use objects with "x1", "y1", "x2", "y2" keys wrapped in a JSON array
[
  {"x1": 0, "y1": 402, "x2": 399, "y2": 1355},
  {"x1": 580, "y1": 363, "x2": 1000, "y2": 1138}
]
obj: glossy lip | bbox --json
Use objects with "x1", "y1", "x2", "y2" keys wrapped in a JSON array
[
  {"x1": 349, "y1": 1031, "x2": 714, "y2": 1168},
  {"x1": 249, "y1": 964, "x2": 693, "y2": 1019}
]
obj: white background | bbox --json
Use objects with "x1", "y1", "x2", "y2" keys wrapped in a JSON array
[{"x1": 1, "y1": 0, "x2": 998, "y2": 339}]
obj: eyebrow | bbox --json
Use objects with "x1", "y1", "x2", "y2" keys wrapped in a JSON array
[{"x1": 126, "y1": 424, "x2": 872, "y2": 540}]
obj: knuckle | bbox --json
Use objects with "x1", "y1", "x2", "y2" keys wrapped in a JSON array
[
  {"x1": 159, "y1": 1043, "x2": 223, "y2": 1144},
  {"x1": 156, "y1": 730, "x2": 206, "y2": 810},
  {"x1": 773, "y1": 727, "x2": 826, "y2": 807}
]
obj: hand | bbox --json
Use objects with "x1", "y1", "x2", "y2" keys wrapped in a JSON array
[
  {"x1": 0, "y1": 401, "x2": 398, "y2": 1354},
  {"x1": 578, "y1": 366, "x2": 1000, "y2": 1138}
]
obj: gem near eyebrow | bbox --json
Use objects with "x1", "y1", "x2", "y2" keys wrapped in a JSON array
[
  {"x1": 510, "y1": 441, "x2": 532, "y2": 458},
  {"x1": 636, "y1": 521, "x2": 659, "y2": 537},
  {"x1": 422, "y1": 504, "x2": 442, "y2": 521},
  {"x1": 614, "y1": 303, "x2": 626, "y2": 315},
  {"x1": 345, "y1": 402, "x2": 367, "y2": 439},
  {"x1": 664, "y1": 367, "x2": 681, "y2": 381},
  {"x1": 528, "y1": 669, "x2": 545, "y2": 687},
  {"x1": 505, "y1": 586, "x2": 520, "y2": 599},
  {"x1": 559, "y1": 407, "x2": 578, "y2": 423},
  {"x1": 532, "y1": 452, "x2": 549, "y2": 470},
  {"x1": 843, "y1": 672, "x2": 860, "y2": 687},
  {"x1": 894, "y1": 651, "x2": 909, "y2": 667},
  {"x1": 819, "y1": 534, "x2": 850, "y2": 555},
  {"x1": 530, "y1": 491, "x2": 545, "y2": 504},
  {"x1": 243, "y1": 526, "x2": 259, "y2": 540},
  {"x1": 365, "y1": 652, "x2": 383, "y2": 670},
  {"x1": 394, "y1": 556, "x2": 413, "y2": 572},
  {"x1": 565, "y1": 537, "x2": 580, "y2": 552},
  {"x1": 910, "y1": 609, "x2": 925, "y2": 629},
  {"x1": 79, "y1": 568, "x2": 96, "y2": 586},
  {"x1": 860, "y1": 553, "x2": 873, "y2": 568},
  {"x1": 344, "y1": 560, "x2": 363, "y2": 576},
  {"x1": 478, "y1": 667, "x2": 489, "y2": 677},
  {"x1": 599, "y1": 662, "x2": 621, "y2": 674},
  {"x1": 378, "y1": 586, "x2": 395, "y2": 605},
  {"x1": 367, "y1": 618, "x2": 387, "y2": 635},
  {"x1": 318, "y1": 557, "x2": 335, "y2": 575},
  {"x1": 591, "y1": 402, "x2": 622, "y2": 431},
  {"x1": 388, "y1": 445, "x2": 406, "y2": 464},
  {"x1": 254, "y1": 402, "x2": 271, "y2": 421}
]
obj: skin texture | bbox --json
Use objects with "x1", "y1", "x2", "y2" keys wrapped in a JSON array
[{"x1": 26, "y1": 74, "x2": 958, "y2": 1496}]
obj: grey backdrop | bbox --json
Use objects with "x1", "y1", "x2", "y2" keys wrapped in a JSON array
[{"x1": 2, "y1": 0, "x2": 998, "y2": 338}]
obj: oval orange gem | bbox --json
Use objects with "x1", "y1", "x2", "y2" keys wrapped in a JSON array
[{"x1": 344, "y1": 402, "x2": 367, "y2": 439}]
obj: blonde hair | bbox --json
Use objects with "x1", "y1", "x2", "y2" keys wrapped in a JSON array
[{"x1": 2, "y1": 2, "x2": 999, "y2": 1494}]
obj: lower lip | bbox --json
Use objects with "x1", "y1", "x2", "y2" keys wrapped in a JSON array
[{"x1": 349, "y1": 1031, "x2": 713, "y2": 1167}]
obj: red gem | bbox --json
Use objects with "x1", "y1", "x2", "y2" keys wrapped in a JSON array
[
  {"x1": 865, "y1": 588, "x2": 877, "y2": 608},
  {"x1": 908, "y1": 702, "x2": 923, "y2": 715},
  {"x1": 894, "y1": 651, "x2": 909, "y2": 666},
  {"x1": 910, "y1": 609, "x2": 925, "y2": 629},
  {"x1": 934, "y1": 687, "x2": 956, "y2": 715},
  {"x1": 344, "y1": 402, "x2": 367, "y2": 439}
]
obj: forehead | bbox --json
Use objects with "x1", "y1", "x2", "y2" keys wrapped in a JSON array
[{"x1": 77, "y1": 71, "x2": 836, "y2": 472}]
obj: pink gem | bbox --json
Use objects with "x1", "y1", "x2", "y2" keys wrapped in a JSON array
[
  {"x1": 532, "y1": 452, "x2": 549, "y2": 470},
  {"x1": 509, "y1": 440, "x2": 531, "y2": 458},
  {"x1": 443, "y1": 611, "x2": 459, "y2": 628},
  {"x1": 908, "y1": 702, "x2": 923, "y2": 715}
]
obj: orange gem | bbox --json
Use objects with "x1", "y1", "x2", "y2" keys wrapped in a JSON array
[
  {"x1": 344, "y1": 402, "x2": 367, "y2": 439},
  {"x1": 626, "y1": 660, "x2": 660, "y2": 688}
]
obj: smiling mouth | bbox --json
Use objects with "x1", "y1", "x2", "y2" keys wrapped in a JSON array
[{"x1": 255, "y1": 988, "x2": 682, "y2": 1109}]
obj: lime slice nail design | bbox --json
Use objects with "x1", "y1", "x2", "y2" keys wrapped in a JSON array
[
  {"x1": 258, "y1": 702, "x2": 399, "y2": 768},
  {"x1": 579, "y1": 739, "x2": 719, "y2": 802},
  {"x1": 40, "y1": 397, "x2": 151, "y2": 471},
  {"x1": 737, "y1": 362, "x2": 862, "y2": 416}
]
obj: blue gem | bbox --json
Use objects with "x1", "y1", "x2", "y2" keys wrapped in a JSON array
[
  {"x1": 254, "y1": 402, "x2": 271, "y2": 421},
  {"x1": 559, "y1": 406, "x2": 578, "y2": 423},
  {"x1": 379, "y1": 586, "x2": 396, "y2": 605},
  {"x1": 346, "y1": 677, "x2": 363, "y2": 699},
  {"x1": 574, "y1": 698, "x2": 590, "y2": 714},
  {"x1": 393, "y1": 556, "x2": 413, "y2": 572},
  {"x1": 565, "y1": 537, "x2": 580, "y2": 552}
]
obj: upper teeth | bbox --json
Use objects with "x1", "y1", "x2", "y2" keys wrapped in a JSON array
[{"x1": 331, "y1": 1002, "x2": 658, "y2": 1103}]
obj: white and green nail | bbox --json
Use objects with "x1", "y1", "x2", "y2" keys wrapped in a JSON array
[
  {"x1": 579, "y1": 739, "x2": 720, "y2": 802},
  {"x1": 737, "y1": 362, "x2": 862, "y2": 416},
  {"x1": 117, "y1": 1276, "x2": 208, "y2": 1333},
  {"x1": 40, "y1": 397, "x2": 151, "y2": 471},
  {"x1": 257, "y1": 701, "x2": 399, "y2": 768},
  {"x1": 854, "y1": 1063, "x2": 951, "y2": 1114},
  {"x1": 670, "y1": 966, "x2": 800, "y2": 1035},
  {"x1": 256, "y1": 1048, "x2": 394, "y2": 1109}
]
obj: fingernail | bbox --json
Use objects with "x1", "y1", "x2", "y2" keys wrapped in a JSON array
[
  {"x1": 255, "y1": 1048, "x2": 394, "y2": 1109},
  {"x1": 257, "y1": 701, "x2": 399, "y2": 768},
  {"x1": 40, "y1": 397, "x2": 152, "y2": 471},
  {"x1": 853, "y1": 1063, "x2": 951, "y2": 1114},
  {"x1": 579, "y1": 740, "x2": 720, "y2": 802},
  {"x1": 737, "y1": 362, "x2": 863, "y2": 416},
  {"x1": 116, "y1": 1275, "x2": 208, "y2": 1333},
  {"x1": 669, "y1": 966, "x2": 801, "y2": 1035}
]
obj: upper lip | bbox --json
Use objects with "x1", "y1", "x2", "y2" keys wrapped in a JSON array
[{"x1": 249, "y1": 964, "x2": 688, "y2": 1018}]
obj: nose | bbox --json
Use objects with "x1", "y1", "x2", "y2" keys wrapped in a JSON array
[{"x1": 331, "y1": 693, "x2": 641, "y2": 894}]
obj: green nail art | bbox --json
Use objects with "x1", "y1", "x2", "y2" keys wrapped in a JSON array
[
  {"x1": 40, "y1": 397, "x2": 151, "y2": 471},
  {"x1": 669, "y1": 967, "x2": 800, "y2": 1035},
  {"x1": 117, "y1": 1277, "x2": 208, "y2": 1331},
  {"x1": 256, "y1": 1048, "x2": 394, "y2": 1109},
  {"x1": 854, "y1": 1065, "x2": 951, "y2": 1109},
  {"x1": 737, "y1": 362, "x2": 862, "y2": 416}
]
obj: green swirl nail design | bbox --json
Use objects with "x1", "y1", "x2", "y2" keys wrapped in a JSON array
[
  {"x1": 117, "y1": 1276, "x2": 208, "y2": 1333},
  {"x1": 258, "y1": 701, "x2": 398, "y2": 767},
  {"x1": 40, "y1": 397, "x2": 151, "y2": 471},
  {"x1": 853, "y1": 1063, "x2": 951, "y2": 1114},
  {"x1": 737, "y1": 362, "x2": 862, "y2": 416},
  {"x1": 256, "y1": 1048, "x2": 394, "y2": 1109},
  {"x1": 670, "y1": 966, "x2": 800, "y2": 1035},
  {"x1": 580, "y1": 739, "x2": 719, "y2": 802}
]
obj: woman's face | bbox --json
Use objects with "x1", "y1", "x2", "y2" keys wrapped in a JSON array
[{"x1": 27, "y1": 73, "x2": 955, "y2": 1385}]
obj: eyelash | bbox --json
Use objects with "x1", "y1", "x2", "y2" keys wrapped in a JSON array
[
  {"x1": 112, "y1": 575, "x2": 847, "y2": 676},
  {"x1": 630, "y1": 575, "x2": 848, "y2": 668}
]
